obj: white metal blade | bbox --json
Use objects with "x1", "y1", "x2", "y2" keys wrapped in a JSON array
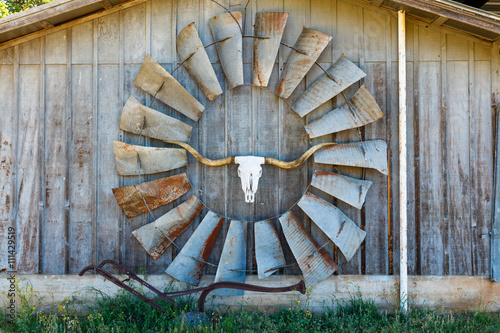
[
  {"x1": 293, "y1": 57, "x2": 366, "y2": 117},
  {"x1": 177, "y1": 22, "x2": 223, "y2": 101},
  {"x1": 213, "y1": 220, "x2": 247, "y2": 296},
  {"x1": 209, "y1": 11, "x2": 244, "y2": 88},
  {"x1": 113, "y1": 140, "x2": 187, "y2": 176},
  {"x1": 120, "y1": 95, "x2": 192, "y2": 142},
  {"x1": 134, "y1": 54, "x2": 204, "y2": 121},
  {"x1": 310, "y1": 170, "x2": 372, "y2": 209},
  {"x1": 314, "y1": 140, "x2": 388, "y2": 175},
  {"x1": 297, "y1": 192, "x2": 366, "y2": 261},
  {"x1": 305, "y1": 84, "x2": 384, "y2": 138},
  {"x1": 254, "y1": 220, "x2": 286, "y2": 279}
]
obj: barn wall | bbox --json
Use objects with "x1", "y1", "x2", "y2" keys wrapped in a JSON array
[{"x1": 0, "y1": 0, "x2": 496, "y2": 276}]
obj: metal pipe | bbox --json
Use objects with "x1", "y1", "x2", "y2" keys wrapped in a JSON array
[{"x1": 398, "y1": 9, "x2": 408, "y2": 313}]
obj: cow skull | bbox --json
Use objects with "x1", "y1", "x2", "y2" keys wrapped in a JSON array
[
  {"x1": 235, "y1": 156, "x2": 265, "y2": 203},
  {"x1": 164, "y1": 141, "x2": 336, "y2": 204}
]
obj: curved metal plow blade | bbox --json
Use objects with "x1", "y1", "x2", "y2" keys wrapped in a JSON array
[
  {"x1": 314, "y1": 140, "x2": 388, "y2": 175},
  {"x1": 112, "y1": 173, "x2": 191, "y2": 219},
  {"x1": 253, "y1": 12, "x2": 288, "y2": 87},
  {"x1": 293, "y1": 57, "x2": 366, "y2": 117},
  {"x1": 297, "y1": 192, "x2": 366, "y2": 262},
  {"x1": 166, "y1": 211, "x2": 224, "y2": 286},
  {"x1": 254, "y1": 220, "x2": 286, "y2": 279},
  {"x1": 208, "y1": 11, "x2": 243, "y2": 89},
  {"x1": 275, "y1": 27, "x2": 332, "y2": 99},
  {"x1": 134, "y1": 54, "x2": 204, "y2": 121},
  {"x1": 279, "y1": 211, "x2": 338, "y2": 286},
  {"x1": 120, "y1": 95, "x2": 192, "y2": 142},
  {"x1": 310, "y1": 170, "x2": 372, "y2": 210},
  {"x1": 113, "y1": 140, "x2": 187, "y2": 176},
  {"x1": 213, "y1": 220, "x2": 247, "y2": 296},
  {"x1": 305, "y1": 84, "x2": 383, "y2": 138},
  {"x1": 177, "y1": 22, "x2": 223, "y2": 101}
]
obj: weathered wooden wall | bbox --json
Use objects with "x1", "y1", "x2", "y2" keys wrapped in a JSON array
[{"x1": 0, "y1": 0, "x2": 496, "y2": 277}]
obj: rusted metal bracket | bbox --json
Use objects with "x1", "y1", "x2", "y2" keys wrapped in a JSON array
[{"x1": 80, "y1": 260, "x2": 306, "y2": 313}]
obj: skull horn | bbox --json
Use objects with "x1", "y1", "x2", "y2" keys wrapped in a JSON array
[
  {"x1": 164, "y1": 141, "x2": 235, "y2": 167},
  {"x1": 264, "y1": 142, "x2": 336, "y2": 169}
]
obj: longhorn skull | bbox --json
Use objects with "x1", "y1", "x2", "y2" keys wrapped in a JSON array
[{"x1": 165, "y1": 141, "x2": 335, "y2": 203}]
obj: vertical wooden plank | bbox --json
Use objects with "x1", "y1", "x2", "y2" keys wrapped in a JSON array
[
  {"x1": 122, "y1": 4, "x2": 147, "y2": 273},
  {"x1": 446, "y1": 61, "x2": 471, "y2": 275},
  {"x1": 150, "y1": 0, "x2": 174, "y2": 64},
  {"x1": 363, "y1": 62, "x2": 389, "y2": 275},
  {"x1": 96, "y1": 12, "x2": 121, "y2": 266},
  {"x1": 336, "y1": 0, "x2": 360, "y2": 62},
  {"x1": 70, "y1": 63, "x2": 95, "y2": 273},
  {"x1": 72, "y1": 22, "x2": 94, "y2": 64},
  {"x1": 43, "y1": 61, "x2": 68, "y2": 273},
  {"x1": 0, "y1": 55, "x2": 15, "y2": 271},
  {"x1": 45, "y1": 30, "x2": 67, "y2": 65},
  {"x1": 470, "y1": 46, "x2": 492, "y2": 276},
  {"x1": 418, "y1": 26, "x2": 444, "y2": 275},
  {"x1": 17, "y1": 40, "x2": 41, "y2": 273}
]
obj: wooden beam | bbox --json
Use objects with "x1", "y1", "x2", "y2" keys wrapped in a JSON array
[
  {"x1": 390, "y1": 0, "x2": 500, "y2": 35},
  {"x1": 0, "y1": 0, "x2": 149, "y2": 51},
  {"x1": 100, "y1": 0, "x2": 113, "y2": 9},
  {"x1": 431, "y1": 16, "x2": 448, "y2": 27},
  {"x1": 372, "y1": 0, "x2": 384, "y2": 7}
]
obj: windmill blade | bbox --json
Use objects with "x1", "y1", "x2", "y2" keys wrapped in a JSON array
[
  {"x1": 177, "y1": 22, "x2": 223, "y2": 101},
  {"x1": 166, "y1": 211, "x2": 224, "y2": 286},
  {"x1": 293, "y1": 57, "x2": 366, "y2": 117},
  {"x1": 305, "y1": 85, "x2": 384, "y2": 138},
  {"x1": 279, "y1": 211, "x2": 337, "y2": 286},
  {"x1": 253, "y1": 12, "x2": 288, "y2": 87},
  {"x1": 132, "y1": 195, "x2": 203, "y2": 260},
  {"x1": 112, "y1": 173, "x2": 191, "y2": 219},
  {"x1": 310, "y1": 170, "x2": 372, "y2": 209},
  {"x1": 155, "y1": 195, "x2": 204, "y2": 243},
  {"x1": 113, "y1": 140, "x2": 187, "y2": 176},
  {"x1": 132, "y1": 195, "x2": 205, "y2": 260},
  {"x1": 254, "y1": 220, "x2": 286, "y2": 279},
  {"x1": 314, "y1": 140, "x2": 388, "y2": 175},
  {"x1": 297, "y1": 192, "x2": 366, "y2": 261},
  {"x1": 120, "y1": 95, "x2": 192, "y2": 142},
  {"x1": 131, "y1": 223, "x2": 168, "y2": 261},
  {"x1": 134, "y1": 54, "x2": 204, "y2": 121},
  {"x1": 275, "y1": 27, "x2": 332, "y2": 99},
  {"x1": 208, "y1": 11, "x2": 243, "y2": 89},
  {"x1": 213, "y1": 220, "x2": 247, "y2": 296}
]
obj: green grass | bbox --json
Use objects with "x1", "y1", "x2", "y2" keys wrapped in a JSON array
[{"x1": 2, "y1": 280, "x2": 500, "y2": 333}]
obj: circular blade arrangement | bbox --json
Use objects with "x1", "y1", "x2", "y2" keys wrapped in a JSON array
[{"x1": 111, "y1": 10, "x2": 387, "y2": 290}]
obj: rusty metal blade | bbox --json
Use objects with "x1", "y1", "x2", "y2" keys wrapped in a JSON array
[
  {"x1": 275, "y1": 27, "x2": 332, "y2": 99},
  {"x1": 209, "y1": 11, "x2": 243, "y2": 89},
  {"x1": 310, "y1": 170, "x2": 372, "y2": 209},
  {"x1": 213, "y1": 220, "x2": 247, "y2": 296},
  {"x1": 279, "y1": 211, "x2": 337, "y2": 286},
  {"x1": 293, "y1": 57, "x2": 366, "y2": 117},
  {"x1": 297, "y1": 192, "x2": 366, "y2": 262},
  {"x1": 131, "y1": 222, "x2": 169, "y2": 261},
  {"x1": 155, "y1": 195, "x2": 205, "y2": 242},
  {"x1": 177, "y1": 22, "x2": 223, "y2": 101},
  {"x1": 254, "y1": 220, "x2": 286, "y2": 279},
  {"x1": 166, "y1": 211, "x2": 224, "y2": 286},
  {"x1": 112, "y1": 173, "x2": 191, "y2": 219},
  {"x1": 134, "y1": 54, "x2": 204, "y2": 121},
  {"x1": 120, "y1": 95, "x2": 192, "y2": 142},
  {"x1": 113, "y1": 140, "x2": 187, "y2": 176},
  {"x1": 253, "y1": 12, "x2": 288, "y2": 87},
  {"x1": 314, "y1": 140, "x2": 388, "y2": 175},
  {"x1": 305, "y1": 85, "x2": 384, "y2": 138}
]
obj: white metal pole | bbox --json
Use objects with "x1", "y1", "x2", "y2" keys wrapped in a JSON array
[{"x1": 398, "y1": 9, "x2": 408, "y2": 313}]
